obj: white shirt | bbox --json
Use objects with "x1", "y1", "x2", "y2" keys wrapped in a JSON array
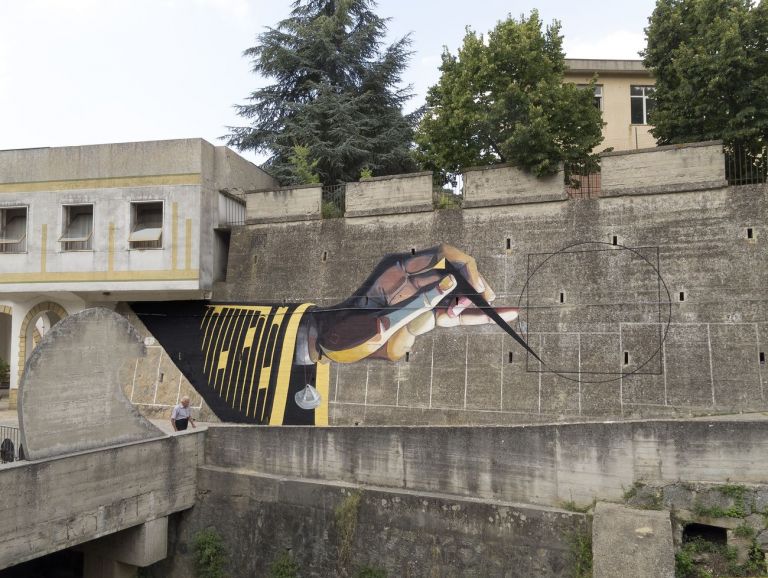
[{"x1": 171, "y1": 404, "x2": 192, "y2": 421}]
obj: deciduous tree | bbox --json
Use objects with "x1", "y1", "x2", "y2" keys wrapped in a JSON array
[
  {"x1": 643, "y1": 0, "x2": 768, "y2": 151},
  {"x1": 414, "y1": 11, "x2": 603, "y2": 182}
]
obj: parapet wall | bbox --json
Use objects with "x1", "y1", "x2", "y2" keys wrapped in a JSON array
[{"x1": 217, "y1": 142, "x2": 766, "y2": 426}]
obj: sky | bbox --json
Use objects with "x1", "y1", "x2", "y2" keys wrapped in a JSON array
[{"x1": 0, "y1": 0, "x2": 657, "y2": 165}]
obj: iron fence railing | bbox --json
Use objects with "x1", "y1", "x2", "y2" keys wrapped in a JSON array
[
  {"x1": 321, "y1": 184, "x2": 346, "y2": 218},
  {"x1": 0, "y1": 425, "x2": 22, "y2": 463},
  {"x1": 725, "y1": 142, "x2": 767, "y2": 186},
  {"x1": 564, "y1": 161, "x2": 601, "y2": 199}
]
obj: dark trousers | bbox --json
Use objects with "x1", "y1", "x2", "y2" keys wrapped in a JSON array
[{"x1": 175, "y1": 418, "x2": 189, "y2": 431}]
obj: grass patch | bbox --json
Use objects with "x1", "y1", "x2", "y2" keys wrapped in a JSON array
[
  {"x1": 676, "y1": 536, "x2": 767, "y2": 578},
  {"x1": 335, "y1": 491, "x2": 362, "y2": 574},
  {"x1": 561, "y1": 500, "x2": 593, "y2": 514},
  {"x1": 568, "y1": 530, "x2": 593, "y2": 578}
]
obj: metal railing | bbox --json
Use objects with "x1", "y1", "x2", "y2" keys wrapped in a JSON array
[
  {"x1": 725, "y1": 142, "x2": 767, "y2": 186},
  {"x1": 0, "y1": 425, "x2": 22, "y2": 463},
  {"x1": 321, "y1": 184, "x2": 346, "y2": 218}
]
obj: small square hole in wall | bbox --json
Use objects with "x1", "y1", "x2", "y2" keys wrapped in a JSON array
[
  {"x1": 506, "y1": 238, "x2": 511, "y2": 250},
  {"x1": 623, "y1": 351, "x2": 629, "y2": 365},
  {"x1": 760, "y1": 351, "x2": 765, "y2": 365},
  {"x1": 747, "y1": 227, "x2": 754, "y2": 239},
  {"x1": 410, "y1": 247, "x2": 415, "y2": 255},
  {"x1": 405, "y1": 352, "x2": 410, "y2": 362},
  {"x1": 322, "y1": 250, "x2": 328, "y2": 262},
  {"x1": 612, "y1": 235, "x2": 618, "y2": 246},
  {"x1": 559, "y1": 292, "x2": 565, "y2": 304},
  {"x1": 679, "y1": 291, "x2": 685, "y2": 302},
  {"x1": 508, "y1": 352, "x2": 514, "y2": 363},
  {"x1": 683, "y1": 523, "x2": 727, "y2": 546}
]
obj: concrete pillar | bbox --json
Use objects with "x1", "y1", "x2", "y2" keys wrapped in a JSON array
[{"x1": 81, "y1": 517, "x2": 168, "y2": 575}]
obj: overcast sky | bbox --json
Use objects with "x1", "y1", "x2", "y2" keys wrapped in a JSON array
[{"x1": 0, "y1": 0, "x2": 657, "y2": 164}]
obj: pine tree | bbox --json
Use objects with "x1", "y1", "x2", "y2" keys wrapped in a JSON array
[{"x1": 227, "y1": 0, "x2": 418, "y2": 186}]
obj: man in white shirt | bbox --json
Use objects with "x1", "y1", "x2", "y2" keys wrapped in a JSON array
[{"x1": 170, "y1": 396, "x2": 196, "y2": 431}]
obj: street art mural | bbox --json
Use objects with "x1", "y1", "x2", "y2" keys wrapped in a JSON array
[{"x1": 132, "y1": 244, "x2": 523, "y2": 425}]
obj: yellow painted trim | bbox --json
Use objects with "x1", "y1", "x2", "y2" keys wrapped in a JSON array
[
  {"x1": 315, "y1": 362, "x2": 330, "y2": 426},
  {"x1": 0, "y1": 269, "x2": 199, "y2": 283},
  {"x1": 108, "y1": 222, "x2": 115, "y2": 272},
  {"x1": 259, "y1": 307, "x2": 288, "y2": 422},
  {"x1": 40, "y1": 225, "x2": 47, "y2": 272},
  {"x1": 185, "y1": 218, "x2": 192, "y2": 271},
  {"x1": 269, "y1": 304, "x2": 311, "y2": 425},
  {"x1": 0, "y1": 173, "x2": 202, "y2": 193},
  {"x1": 171, "y1": 202, "x2": 179, "y2": 270}
]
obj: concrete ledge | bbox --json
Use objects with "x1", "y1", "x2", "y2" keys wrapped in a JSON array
[
  {"x1": 462, "y1": 164, "x2": 566, "y2": 207},
  {"x1": 204, "y1": 420, "x2": 768, "y2": 509},
  {"x1": 599, "y1": 180, "x2": 728, "y2": 198},
  {"x1": 345, "y1": 172, "x2": 433, "y2": 217},
  {"x1": 0, "y1": 431, "x2": 202, "y2": 571}
]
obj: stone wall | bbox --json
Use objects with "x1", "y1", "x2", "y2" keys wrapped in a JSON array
[
  {"x1": 463, "y1": 163, "x2": 567, "y2": 207},
  {"x1": 245, "y1": 184, "x2": 322, "y2": 224},
  {"x1": 601, "y1": 141, "x2": 726, "y2": 196},
  {"x1": 344, "y1": 171, "x2": 433, "y2": 217},
  {"x1": 218, "y1": 174, "x2": 767, "y2": 425}
]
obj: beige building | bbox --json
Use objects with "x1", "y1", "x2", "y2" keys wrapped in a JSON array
[
  {"x1": 0, "y1": 139, "x2": 278, "y2": 408},
  {"x1": 565, "y1": 59, "x2": 656, "y2": 151}
]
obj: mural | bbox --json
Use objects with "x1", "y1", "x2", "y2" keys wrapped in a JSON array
[{"x1": 132, "y1": 244, "x2": 522, "y2": 425}]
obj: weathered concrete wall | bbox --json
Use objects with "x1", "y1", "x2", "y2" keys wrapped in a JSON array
[
  {"x1": 0, "y1": 431, "x2": 201, "y2": 571},
  {"x1": 212, "y1": 145, "x2": 277, "y2": 194},
  {"x1": 601, "y1": 141, "x2": 727, "y2": 195},
  {"x1": 345, "y1": 171, "x2": 433, "y2": 217},
  {"x1": 463, "y1": 163, "x2": 567, "y2": 207},
  {"x1": 203, "y1": 420, "x2": 768, "y2": 509},
  {"x1": 218, "y1": 180, "x2": 767, "y2": 425},
  {"x1": 150, "y1": 468, "x2": 589, "y2": 578},
  {"x1": 245, "y1": 184, "x2": 322, "y2": 223},
  {"x1": 19, "y1": 308, "x2": 163, "y2": 460}
]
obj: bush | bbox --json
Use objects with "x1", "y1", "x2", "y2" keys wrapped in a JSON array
[{"x1": 193, "y1": 528, "x2": 228, "y2": 578}]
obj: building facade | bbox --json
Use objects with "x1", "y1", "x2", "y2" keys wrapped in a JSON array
[
  {"x1": 565, "y1": 59, "x2": 656, "y2": 151},
  {"x1": 0, "y1": 139, "x2": 278, "y2": 407}
]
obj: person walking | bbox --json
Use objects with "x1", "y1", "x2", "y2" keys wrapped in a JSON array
[{"x1": 170, "y1": 396, "x2": 196, "y2": 431}]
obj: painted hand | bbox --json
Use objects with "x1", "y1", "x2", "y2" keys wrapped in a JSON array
[{"x1": 308, "y1": 244, "x2": 518, "y2": 363}]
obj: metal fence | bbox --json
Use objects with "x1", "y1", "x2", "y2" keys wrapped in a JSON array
[
  {"x1": 725, "y1": 142, "x2": 767, "y2": 186},
  {"x1": 0, "y1": 425, "x2": 22, "y2": 463},
  {"x1": 564, "y1": 161, "x2": 602, "y2": 199},
  {"x1": 321, "y1": 184, "x2": 346, "y2": 218}
]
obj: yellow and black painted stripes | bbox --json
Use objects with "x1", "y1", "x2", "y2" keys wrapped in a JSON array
[{"x1": 132, "y1": 300, "x2": 327, "y2": 425}]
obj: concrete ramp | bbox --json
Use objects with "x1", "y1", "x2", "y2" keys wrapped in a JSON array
[
  {"x1": 593, "y1": 502, "x2": 674, "y2": 578},
  {"x1": 19, "y1": 307, "x2": 162, "y2": 460}
]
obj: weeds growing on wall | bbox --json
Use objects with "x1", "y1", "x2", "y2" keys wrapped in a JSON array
[
  {"x1": 353, "y1": 566, "x2": 387, "y2": 578},
  {"x1": 568, "y1": 530, "x2": 593, "y2": 578},
  {"x1": 269, "y1": 550, "x2": 300, "y2": 578},
  {"x1": 675, "y1": 535, "x2": 767, "y2": 578},
  {"x1": 193, "y1": 528, "x2": 228, "y2": 578},
  {"x1": 335, "y1": 491, "x2": 362, "y2": 575}
]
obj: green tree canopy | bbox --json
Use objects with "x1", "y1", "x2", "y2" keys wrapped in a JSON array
[
  {"x1": 414, "y1": 10, "x2": 604, "y2": 182},
  {"x1": 643, "y1": 0, "x2": 768, "y2": 150},
  {"x1": 227, "y1": 0, "x2": 418, "y2": 186}
]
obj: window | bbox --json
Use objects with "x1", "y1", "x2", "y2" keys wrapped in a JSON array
[
  {"x1": 59, "y1": 204, "x2": 93, "y2": 251},
  {"x1": 129, "y1": 201, "x2": 163, "y2": 249},
  {"x1": 631, "y1": 85, "x2": 655, "y2": 124},
  {"x1": 578, "y1": 84, "x2": 603, "y2": 110},
  {"x1": 0, "y1": 207, "x2": 27, "y2": 253}
]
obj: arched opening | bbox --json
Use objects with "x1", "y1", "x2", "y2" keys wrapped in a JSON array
[{"x1": 17, "y1": 301, "x2": 68, "y2": 383}]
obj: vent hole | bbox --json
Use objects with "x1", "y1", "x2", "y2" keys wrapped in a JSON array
[
  {"x1": 405, "y1": 352, "x2": 410, "y2": 362},
  {"x1": 506, "y1": 238, "x2": 511, "y2": 250},
  {"x1": 253, "y1": 254, "x2": 258, "y2": 264},
  {"x1": 624, "y1": 351, "x2": 629, "y2": 365},
  {"x1": 679, "y1": 291, "x2": 685, "y2": 302},
  {"x1": 747, "y1": 228, "x2": 754, "y2": 239},
  {"x1": 322, "y1": 251, "x2": 327, "y2": 262},
  {"x1": 508, "y1": 352, "x2": 513, "y2": 363},
  {"x1": 159, "y1": 372, "x2": 164, "y2": 383},
  {"x1": 612, "y1": 235, "x2": 618, "y2": 245},
  {"x1": 559, "y1": 292, "x2": 565, "y2": 304},
  {"x1": 410, "y1": 247, "x2": 415, "y2": 255},
  {"x1": 760, "y1": 352, "x2": 765, "y2": 365}
]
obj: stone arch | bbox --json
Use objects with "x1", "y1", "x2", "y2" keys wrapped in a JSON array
[{"x1": 17, "y1": 301, "x2": 68, "y2": 382}]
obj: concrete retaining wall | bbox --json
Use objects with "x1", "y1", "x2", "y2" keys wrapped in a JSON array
[
  {"x1": 463, "y1": 164, "x2": 567, "y2": 207},
  {"x1": 601, "y1": 141, "x2": 726, "y2": 196},
  {"x1": 0, "y1": 432, "x2": 202, "y2": 571},
  {"x1": 245, "y1": 184, "x2": 322, "y2": 223},
  {"x1": 203, "y1": 420, "x2": 768, "y2": 508},
  {"x1": 345, "y1": 172, "x2": 433, "y2": 217}
]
